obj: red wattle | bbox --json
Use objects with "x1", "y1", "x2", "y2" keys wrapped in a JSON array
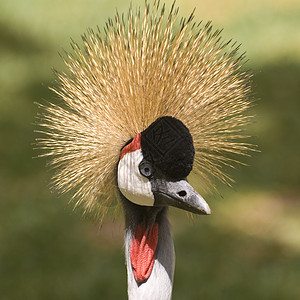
[{"x1": 130, "y1": 223, "x2": 159, "y2": 283}]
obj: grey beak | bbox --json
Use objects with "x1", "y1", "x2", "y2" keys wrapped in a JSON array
[{"x1": 151, "y1": 178, "x2": 211, "y2": 215}]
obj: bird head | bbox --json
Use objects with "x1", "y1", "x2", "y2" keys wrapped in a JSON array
[
  {"x1": 117, "y1": 116, "x2": 210, "y2": 215},
  {"x1": 37, "y1": 2, "x2": 254, "y2": 221}
]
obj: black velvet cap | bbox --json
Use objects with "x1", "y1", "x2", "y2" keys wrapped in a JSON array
[{"x1": 141, "y1": 116, "x2": 195, "y2": 180}]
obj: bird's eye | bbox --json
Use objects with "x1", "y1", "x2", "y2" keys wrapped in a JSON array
[{"x1": 139, "y1": 161, "x2": 153, "y2": 178}]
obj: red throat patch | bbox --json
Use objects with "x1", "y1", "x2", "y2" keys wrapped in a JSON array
[{"x1": 130, "y1": 223, "x2": 159, "y2": 283}]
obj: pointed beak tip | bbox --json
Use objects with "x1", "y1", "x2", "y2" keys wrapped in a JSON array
[
  {"x1": 199, "y1": 204, "x2": 211, "y2": 215},
  {"x1": 193, "y1": 193, "x2": 211, "y2": 215},
  {"x1": 205, "y1": 207, "x2": 211, "y2": 215}
]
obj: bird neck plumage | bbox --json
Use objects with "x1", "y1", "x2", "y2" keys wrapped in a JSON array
[{"x1": 120, "y1": 195, "x2": 175, "y2": 300}]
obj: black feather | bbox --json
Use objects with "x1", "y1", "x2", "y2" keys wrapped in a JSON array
[{"x1": 141, "y1": 116, "x2": 195, "y2": 180}]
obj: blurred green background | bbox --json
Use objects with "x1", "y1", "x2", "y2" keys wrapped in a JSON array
[{"x1": 1, "y1": 0, "x2": 299, "y2": 299}]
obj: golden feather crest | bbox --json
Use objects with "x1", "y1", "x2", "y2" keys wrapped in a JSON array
[{"x1": 37, "y1": 2, "x2": 254, "y2": 220}]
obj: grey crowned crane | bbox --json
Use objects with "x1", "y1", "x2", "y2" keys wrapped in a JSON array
[
  {"x1": 37, "y1": 2, "x2": 253, "y2": 299},
  {"x1": 118, "y1": 116, "x2": 210, "y2": 299}
]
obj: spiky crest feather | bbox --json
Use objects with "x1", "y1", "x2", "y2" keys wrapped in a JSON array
[{"x1": 37, "y1": 2, "x2": 254, "y2": 220}]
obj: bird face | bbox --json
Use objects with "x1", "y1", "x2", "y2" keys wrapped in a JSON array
[{"x1": 117, "y1": 116, "x2": 210, "y2": 215}]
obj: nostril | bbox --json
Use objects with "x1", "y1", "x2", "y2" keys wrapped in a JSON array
[{"x1": 178, "y1": 190, "x2": 186, "y2": 197}]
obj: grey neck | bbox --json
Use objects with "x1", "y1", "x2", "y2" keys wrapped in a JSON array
[{"x1": 120, "y1": 194, "x2": 175, "y2": 300}]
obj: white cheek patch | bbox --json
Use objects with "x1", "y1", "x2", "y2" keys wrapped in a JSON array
[{"x1": 117, "y1": 149, "x2": 154, "y2": 206}]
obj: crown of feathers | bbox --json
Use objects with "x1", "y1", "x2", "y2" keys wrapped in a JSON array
[{"x1": 37, "y1": 1, "x2": 254, "y2": 220}]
